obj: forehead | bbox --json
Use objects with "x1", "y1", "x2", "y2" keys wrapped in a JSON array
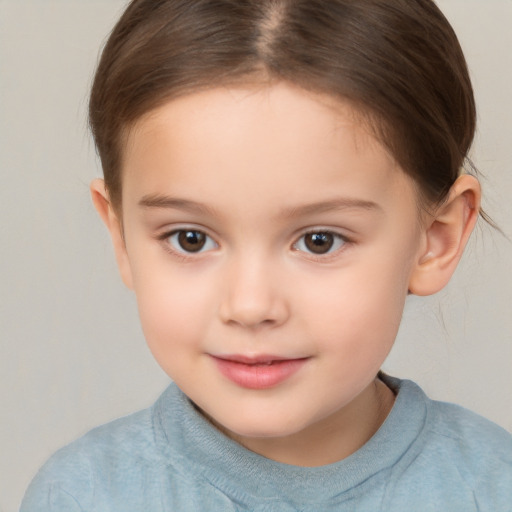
[
  {"x1": 126, "y1": 83, "x2": 382, "y2": 160},
  {"x1": 120, "y1": 82, "x2": 418, "y2": 219}
]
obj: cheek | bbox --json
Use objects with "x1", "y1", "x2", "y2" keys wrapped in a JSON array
[
  {"x1": 298, "y1": 255, "x2": 411, "y2": 359},
  {"x1": 130, "y1": 265, "x2": 215, "y2": 368}
]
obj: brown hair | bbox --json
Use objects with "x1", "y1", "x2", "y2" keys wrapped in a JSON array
[{"x1": 89, "y1": 0, "x2": 476, "y2": 212}]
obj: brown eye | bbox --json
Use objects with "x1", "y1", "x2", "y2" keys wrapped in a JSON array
[
  {"x1": 295, "y1": 231, "x2": 346, "y2": 256},
  {"x1": 304, "y1": 232, "x2": 334, "y2": 254},
  {"x1": 178, "y1": 230, "x2": 206, "y2": 252},
  {"x1": 167, "y1": 230, "x2": 217, "y2": 254}
]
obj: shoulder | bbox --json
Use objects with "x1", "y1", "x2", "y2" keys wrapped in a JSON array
[
  {"x1": 20, "y1": 405, "x2": 158, "y2": 511},
  {"x1": 381, "y1": 378, "x2": 512, "y2": 510},
  {"x1": 389, "y1": 377, "x2": 512, "y2": 463},
  {"x1": 416, "y1": 384, "x2": 512, "y2": 507},
  {"x1": 427, "y1": 400, "x2": 512, "y2": 460},
  {"x1": 427, "y1": 397, "x2": 512, "y2": 471}
]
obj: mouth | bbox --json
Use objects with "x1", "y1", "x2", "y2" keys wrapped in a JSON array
[{"x1": 210, "y1": 354, "x2": 309, "y2": 389}]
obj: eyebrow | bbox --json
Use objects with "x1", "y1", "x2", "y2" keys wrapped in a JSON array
[
  {"x1": 281, "y1": 198, "x2": 382, "y2": 219},
  {"x1": 139, "y1": 194, "x2": 382, "y2": 219},
  {"x1": 138, "y1": 195, "x2": 218, "y2": 216}
]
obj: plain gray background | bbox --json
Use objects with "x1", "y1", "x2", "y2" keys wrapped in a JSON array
[{"x1": 1, "y1": 1, "x2": 511, "y2": 510}]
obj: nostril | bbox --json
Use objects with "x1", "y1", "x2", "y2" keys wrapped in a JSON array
[
  {"x1": 219, "y1": 295, "x2": 289, "y2": 329},
  {"x1": 225, "y1": 312, "x2": 278, "y2": 329},
  {"x1": 218, "y1": 264, "x2": 290, "y2": 328}
]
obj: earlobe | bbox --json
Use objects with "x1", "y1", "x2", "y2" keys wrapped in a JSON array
[
  {"x1": 90, "y1": 179, "x2": 134, "y2": 289},
  {"x1": 408, "y1": 175, "x2": 481, "y2": 296}
]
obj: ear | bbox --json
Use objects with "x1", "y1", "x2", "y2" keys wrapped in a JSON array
[
  {"x1": 90, "y1": 179, "x2": 134, "y2": 289},
  {"x1": 408, "y1": 175, "x2": 481, "y2": 296}
]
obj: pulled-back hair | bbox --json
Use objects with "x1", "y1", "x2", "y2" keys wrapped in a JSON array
[{"x1": 89, "y1": 0, "x2": 475, "y2": 211}]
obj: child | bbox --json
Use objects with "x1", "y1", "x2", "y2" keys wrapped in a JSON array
[{"x1": 21, "y1": 0, "x2": 512, "y2": 510}]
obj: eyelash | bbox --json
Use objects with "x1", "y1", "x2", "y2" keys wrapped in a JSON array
[
  {"x1": 292, "y1": 230, "x2": 349, "y2": 259},
  {"x1": 158, "y1": 228, "x2": 218, "y2": 258},
  {"x1": 157, "y1": 228, "x2": 350, "y2": 260}
]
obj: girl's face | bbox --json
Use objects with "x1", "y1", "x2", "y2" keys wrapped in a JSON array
[{"x1": 113, "y1": 83, "x2": 428, "y2": 462}]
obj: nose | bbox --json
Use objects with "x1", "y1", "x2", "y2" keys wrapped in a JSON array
[{"x1": 218, "y1": 254, "x2": 289, "y2": 329}]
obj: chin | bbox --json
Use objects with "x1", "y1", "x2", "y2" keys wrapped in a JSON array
[{"x1": 217, "y1": 412, "x2": 309, "y2": 440}]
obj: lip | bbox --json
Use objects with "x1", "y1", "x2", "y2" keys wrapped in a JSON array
[{"x1": 210, "y1": 354, "x2": 309, "y2": 389}]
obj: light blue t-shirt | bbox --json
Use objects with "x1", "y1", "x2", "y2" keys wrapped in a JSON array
[{"x1": 21, "y1": 376, "x2": 512, "y2": 511}]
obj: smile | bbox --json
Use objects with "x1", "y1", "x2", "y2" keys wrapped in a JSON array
[{"x1": 210, "y1": 354, "x2": 309, "y2": 390}]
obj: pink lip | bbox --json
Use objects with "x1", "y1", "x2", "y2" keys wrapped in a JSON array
[{"x1": 211, "y1": 354, "x2": 309, "y2": 389}]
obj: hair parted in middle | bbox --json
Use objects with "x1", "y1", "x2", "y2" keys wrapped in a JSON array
[{"x1": 89, "y1": 0, "x2": 475, "y2": 212}]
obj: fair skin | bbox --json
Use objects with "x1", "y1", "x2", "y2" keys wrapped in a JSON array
[{"x1": 91, "y1": 82, "x2": 480, "y2": 467}]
